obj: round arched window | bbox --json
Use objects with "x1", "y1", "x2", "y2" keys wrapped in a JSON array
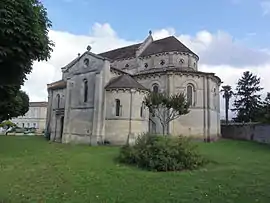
[
  {"x1": 84, "y1": 58, "x2": 89, "y2": 67},
  {"x1": 153, "y1": 85, "x2": 159, "y2": 93},
  {"x1": 187, "y1": 85, "x2": 193, "y2": 106}
]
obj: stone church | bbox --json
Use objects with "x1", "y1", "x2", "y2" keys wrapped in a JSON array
[{"x1": 46, "y1": 32, "x2": 221, "y2": 145}]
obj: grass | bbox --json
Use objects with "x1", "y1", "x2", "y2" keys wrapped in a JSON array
[{"x1": 1, "y1": 136, "x2": 270, "y2": 203}]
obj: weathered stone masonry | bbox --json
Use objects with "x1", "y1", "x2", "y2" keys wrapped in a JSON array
[{"x1": 46, "y1": 32, "x2": 222, "y2": 145}]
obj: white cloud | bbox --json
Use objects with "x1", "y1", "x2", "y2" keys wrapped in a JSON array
[
  {"x1": 22, "y1": 23, "x2": 270, "y2": 120},
  {"x1": 261, "y1": 1, "x2": 270, "y2": 15},
  {"x1": 22, "y1": 23, "x2": 137, "y2": 101},
  {"x1": 152, "y1": 28, "x2": 176, "y2": 40},
  {"x1": 178, "y1": 31, "x2": 270, "y2": 67}
]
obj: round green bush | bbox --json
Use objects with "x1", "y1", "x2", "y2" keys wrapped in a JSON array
[{"x1": 118, "y1": 133, "x2": 208, "y2": 172}]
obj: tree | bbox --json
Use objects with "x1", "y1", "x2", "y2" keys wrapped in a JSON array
[
  {"x1": 0, "y1": 0, "x2": 54, "y2": 85},
  {"x1": 221, "y1": 85, "x2": 233, "y2": 124},
  {"x1": 258, "y1": 93, "x2": 270, "y2": 123},
  {"x1": 0, "y1": 86, "x2": 29, "y2": 122},
  {"x1": 144, "y1": 92, "x2": 190, "y2": 135},
  {"x1": 232, "y1": 71, "x2": 263, "y2": 122}
]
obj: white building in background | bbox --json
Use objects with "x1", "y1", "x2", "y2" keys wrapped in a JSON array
[{"x1": 12, "y1": 102, "x2": 48, "y2": 131}]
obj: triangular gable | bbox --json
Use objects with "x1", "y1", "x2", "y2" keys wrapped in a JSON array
[{"x1": 62, "y1": 51, "x2": 110, "y2": 73}]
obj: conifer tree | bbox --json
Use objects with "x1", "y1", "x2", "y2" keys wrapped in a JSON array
[{"x1": 232, "y1": 71, "x2": 263, "y2": 122}]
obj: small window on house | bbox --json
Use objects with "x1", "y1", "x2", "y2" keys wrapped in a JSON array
[
  {"x1": 22, "y1": 123, "x2": 25, "y2": 128},
  {"x1": 115, "y1": 99, "x2": 121, "y2": 116},
  {"x1": 27, "y1": 123, "x2": 30, "y2": 128},
  {"x1": 187, "y1": 85, "x2": 193, "y2": 106},
  {"x1": 84, "y1": 58, "x2": 89, "y2": 67},
  {"x1": 33, "y1": 123, "x2": 36, "y2": 128},
  {"x1": 160, "y1": 60, "x2": 165, "y2": 65},
  {"x1": 144, "y1": 63, "x2": 148, "y2": 68},
  {"x1": 56, "y1": 94, "x2": 60, "y2": 108},
  {"x1": 153, "y1": 85, "x2": 159, "y2": 93},
  {"x1": 125, "y1": 64, "x2": 129, "y2": 68},
  {"x1": 83, "y1": 79, "x2": 88, "y2": 102}
]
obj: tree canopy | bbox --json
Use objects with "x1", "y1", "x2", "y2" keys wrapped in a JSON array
[
  {"x1": 0, "y1": 0, "x2": 53, "y2": 85},
  {"x1": 0, "y1": 86, "x2": 29, "y2": 122},
  {"x1": 232, "y1": 71, "x2": 263, "y2": 122},
  {"x1": 258, "y1": 93, "x2": 270, "y2": 123},
  {"x1": 144, "y1": 92, "x2": 190, "y2": 135},
  {"x1": 0, "y1": 0, "x2": 52, "y2": 121}
]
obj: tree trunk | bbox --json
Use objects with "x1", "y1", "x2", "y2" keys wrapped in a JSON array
[
  {"x1": 225, "y1": 97, "x2": 229, "y2": 124},
  {"x1": 161, "y1": 123, "x2": 165, "y2": 135}
]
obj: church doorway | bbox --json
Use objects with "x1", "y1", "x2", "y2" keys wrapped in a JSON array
[{"x1": 60, "y1": 116, "x2": 64, "y2": 140}]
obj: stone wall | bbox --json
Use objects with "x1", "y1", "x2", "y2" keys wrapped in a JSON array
[
  {"x1": 105, "y1": 89, "x2": 149, "y2": 145},
  {"x1": 221, "y1": 123, "x2": 270, "y2": 144}
]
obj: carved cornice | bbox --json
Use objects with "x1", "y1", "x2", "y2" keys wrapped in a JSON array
[
  {"x1": 138, "y1": 51, "x2": 199, "y2": 61},
  {"x1": 133, "y1": 67, "x2": 221, "y2": 84},
  {"x1": 47, "y1": 80, "x2": 67, "y2": 90},
  {"x1": 105, "y1": 88, "x2": 149, "y2": 94}
]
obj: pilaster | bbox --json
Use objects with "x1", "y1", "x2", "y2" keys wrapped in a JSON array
[
  {"x1": 62, "y1": 80, "x2": 73, "y2": 142},
  {"x1": 206, "y1": 76, "x2": 211, "y2": 141},
  {"x1": 203, "y1": 76, "x2": 206, "y2": 140},
  {"x1": 91, "y1": 73, "x2": 101, "y2": 145}
]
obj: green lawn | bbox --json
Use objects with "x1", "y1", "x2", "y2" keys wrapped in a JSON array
[{"x1": 1, "y1": 136, "x2": 270, "y2": 203}]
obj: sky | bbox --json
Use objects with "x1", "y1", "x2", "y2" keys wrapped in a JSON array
[{"x1": 22, "y1": 0, "x2": 270, "y2": 118}]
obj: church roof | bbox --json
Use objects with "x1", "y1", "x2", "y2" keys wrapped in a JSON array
[
  {"x1": 29, "y1": 102, "x2": 48, "y2": 107},
  {"x1": 105, "y1": 74, "x2": 148, "y2": 91},
  {"x1": 98, "y1": 36, "x2": 197, "y2": 60},
  {"x1": 47, "y1": 80, "x2": 67, "y2": 90},
  {"x1": 140, "y1": 36, "x2": 197, "y2": 57},
  {"x1": 99, "y1": 43, "x2": 142, "y2": 60}
]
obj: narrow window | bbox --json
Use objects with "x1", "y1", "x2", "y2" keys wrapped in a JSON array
[
  {"x1": 22, "y1": 123, "x2": 25, "y2": 128},
  {"x1": 187, "y1": 85, "x2": 193, "y2": 106},
  {"x1": 140, "y1": 102, "x2": 144, "y2": 117},
  {"x1": 115, "y1": 99, "x2": 121, "y2": 116},
  {"x1": 213, "y1": 88, "x2": 217, "y2": 109},
  {"x1": 83, "y1": 79, "x2": 88, "y2": 102},
  {"x1": 33, "y1": 123, "x2": 36, "y2": 128},
  {"x1": 153, "y1": 85, "x2": 159, "y2": 93},
  {"x1": 56, "y1": 94, "x2": 60, "y2": 108}
]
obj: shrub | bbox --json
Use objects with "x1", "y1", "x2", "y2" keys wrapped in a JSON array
[
  {"x1": 0, "y1": 120, "x2": 16, "y2": 129},
  {"x1": 118, "y1": 133, "x2": 208, "y2": 172}
]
